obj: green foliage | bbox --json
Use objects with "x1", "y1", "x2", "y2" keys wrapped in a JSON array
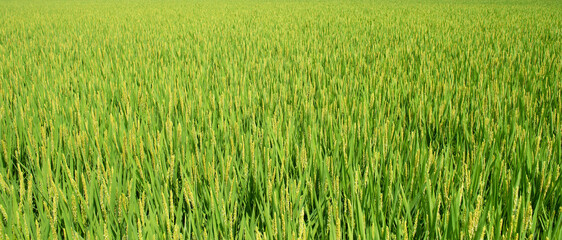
[{"x1": 0, "y1": 1, "x2": 561, "y2": 239}]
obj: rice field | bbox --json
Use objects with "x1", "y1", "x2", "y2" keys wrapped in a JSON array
[{"x1": 0, "y1": 0, "x2": 561, "y2": 239}]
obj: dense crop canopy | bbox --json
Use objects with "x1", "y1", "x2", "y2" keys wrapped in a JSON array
[{"x1": 0, "y1": 0, "x2": 561, "y2": 239}]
